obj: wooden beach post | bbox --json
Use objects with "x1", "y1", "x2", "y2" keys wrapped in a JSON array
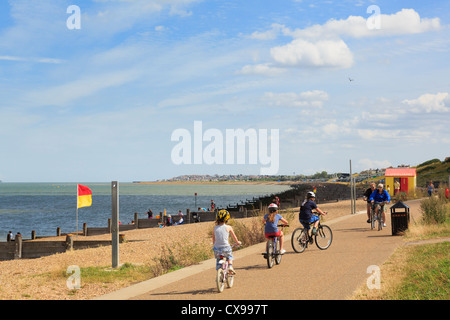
[{"x1": 111, "y1": 181, "x2": 119, "y2": 268}]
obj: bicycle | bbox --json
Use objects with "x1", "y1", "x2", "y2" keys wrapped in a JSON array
[
  {"x1": 262, "y1": 224, "x2": 288, "y2": 268},
  {"x1": 291, "y1": 214, "x2": 332, "y2": 253},
  {"x1": 215, "y1": 244, "x2": 239, "y2": 293},
  {"x1": 372, "y1": 202, "x2": 386, "y2": 231}
]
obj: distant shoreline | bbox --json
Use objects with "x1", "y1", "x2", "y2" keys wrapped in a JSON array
[{"x1": 131, "y1": 180, "x2": 298, "y2": 186}]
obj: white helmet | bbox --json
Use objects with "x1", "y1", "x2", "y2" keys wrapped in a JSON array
[
  {"x1": 268, "y1": 203, "x2": 278, "y2": 212},
  {"x1": 307, "y1": 191, "x2": 316, "y2": 199}
]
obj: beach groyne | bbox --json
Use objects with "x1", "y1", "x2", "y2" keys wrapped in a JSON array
[{"x1": 0, "y1": 234, "x2": 114, "y2": 260}]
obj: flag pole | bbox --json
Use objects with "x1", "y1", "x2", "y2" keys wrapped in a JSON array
[{"x1": 76, "y1": 184, "x2": 79, "y2": 239}]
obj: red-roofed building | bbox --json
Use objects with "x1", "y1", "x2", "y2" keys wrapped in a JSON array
[{"x1": 385, "y1": 168, "x2": 417, "y2": 197}]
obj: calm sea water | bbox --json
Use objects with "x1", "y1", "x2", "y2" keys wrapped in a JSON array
[{"x1": 0, "y1": 182, "x2": 291, "y2": 240}]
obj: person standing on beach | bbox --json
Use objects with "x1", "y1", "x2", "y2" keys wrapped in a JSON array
[
  {"x1": 6, "y1": 231, "x2": 13, "y2": 242},
  {"x1": 147, "y1": 209, "x2": 153, "y2": 219}
]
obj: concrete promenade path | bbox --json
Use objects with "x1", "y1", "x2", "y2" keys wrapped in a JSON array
[{"x1": 96, "y1": 200, "x2": 423, "y2": 300}]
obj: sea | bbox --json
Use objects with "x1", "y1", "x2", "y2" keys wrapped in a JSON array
[{"x1": 0, "y1": 182, "x2": 291, "y2": 241}]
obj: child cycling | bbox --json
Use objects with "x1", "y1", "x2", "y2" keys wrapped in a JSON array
[
  {"x1": 263, "y1": 203, "x2": 288, "y2": 254},
  {"x1": 212, "y1": 210, "x2": 241, "y2": 274},
  {"x1": 299, "y1": 191, "x2": 327, "y2": 235}
]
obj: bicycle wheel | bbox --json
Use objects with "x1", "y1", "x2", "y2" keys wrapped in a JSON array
[
  {"x1": 370, "y1": 207, "x2": 376, "y2": 230},
  {"x1": 226, "y1": 272, "x2": 234, "y2": 288},
  {"x1": 216, "y1": 268, "x2": 225, "y2": 293},
  {"x1": 291, "y1": 228, "x2": 307, "y2": 253},
  {"x1": 275, "y1": 238, "x2": 282, "y2": 265},
  {"x1": 315, "y1": 225, "x2": 333, "y2": 250},
  {"x1": 266, "y1": 239, "x2": 274, "y2": 268},
  {"x1": 377, "y1": 209, "x2": 383, "y2": 231}
]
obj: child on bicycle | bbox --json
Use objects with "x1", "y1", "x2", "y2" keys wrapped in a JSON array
[
  {"x1": 263, "y1": 203, "x2": 288, "y2": 254},
  {"x1": 299, "y1": 191, "x2": 327, "y2": 235},
  {"x1": 212, "y1": 210, "x2": 241, "y2": 274}
]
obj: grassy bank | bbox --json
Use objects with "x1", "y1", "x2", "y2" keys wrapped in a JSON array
[{"x1": 353, "y1": 198, "x2": 450, "y2": 300}]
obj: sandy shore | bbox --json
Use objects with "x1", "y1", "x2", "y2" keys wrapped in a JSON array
[{"x1": 0, "y1": 200, "x2": 366, "y2": 300}]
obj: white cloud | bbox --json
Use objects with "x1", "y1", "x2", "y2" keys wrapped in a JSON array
[
  {"x1": 264, "y1": 90, "x2": 329, "y2": 108},
  {"x1": 284, "y1": 8, "x2": 441, "y2": 39},
  {"x1": 357, "y1": 129, "x2": 401, "y2": 140},
  {"x1": 0, "y1": 55, "x2": 64, "y2": 64},
  {"x1": 402, "y1": 92, "x2": 449, "y2": 113},
  {"x1": 237, "y1": 63, "x2": 286, "y2": 76},
  {"x1": 358, "y1": 158, "x2": 392, "y2": 170},
  {"x1": 270, "y1": 38, "x2": 354, "y2": 68},
  {"x1": 249, "y1": 23, "x2": 287, "y2": 40},
  {"x1": 23, "y1": 68, "x2": 142, "y2": 107},
  {"x1": 242, "y1": 8, "x2": 441, "y2": 72}
]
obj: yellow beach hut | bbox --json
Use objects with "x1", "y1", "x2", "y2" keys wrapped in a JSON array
[{"x1": 384, "y1": 168, "x2": 417, "y2": 197}]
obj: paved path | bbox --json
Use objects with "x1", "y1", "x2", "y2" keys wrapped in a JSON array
[{"x1": 96, "y1": 200, "x2": 423, "y2": 300}]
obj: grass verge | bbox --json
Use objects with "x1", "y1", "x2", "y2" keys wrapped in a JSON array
[{"x1": 352, "y1": 200, "x2": 450, "y2": 300}]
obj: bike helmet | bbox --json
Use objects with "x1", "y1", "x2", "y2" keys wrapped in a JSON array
[
  {"x1": 217, "y1": 209, "x2": 230, "y2": 223},
  {"x1": 268, "y1": 203, "x2": 278, "y2": 213},
  {"x1": 306, "y1": 191, "x2": 316, "y2": 199}
]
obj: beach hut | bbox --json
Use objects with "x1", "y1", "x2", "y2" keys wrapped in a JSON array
[{"x1": 384, "y1": 168, "x2": 417, "y2": 197}]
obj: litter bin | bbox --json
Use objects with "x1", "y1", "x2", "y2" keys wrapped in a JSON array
[{"x1": 390, "y1": 201, "x2": 410, "y2": 235}]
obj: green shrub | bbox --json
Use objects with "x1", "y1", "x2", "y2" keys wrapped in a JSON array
[{"x1": 420, "y1": 196, "x2": 448, "y2": 225}]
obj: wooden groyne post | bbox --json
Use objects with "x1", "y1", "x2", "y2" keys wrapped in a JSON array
[{"x1": 14, "y1": 234, "x2": 22, "y2": 259}]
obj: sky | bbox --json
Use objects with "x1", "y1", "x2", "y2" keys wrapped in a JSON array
[{"x1": 0, "y1": 0, "x2": 449, "y2": 182}]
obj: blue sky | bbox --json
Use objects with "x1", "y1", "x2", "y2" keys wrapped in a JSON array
[{"x1": 1, "y1": 0, "x2": 449, "y2": 182}]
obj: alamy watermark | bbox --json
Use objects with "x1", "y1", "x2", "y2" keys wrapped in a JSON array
[
  {"x1": 171, "y1": 121, "x2": 279, "y2": 175},
  {"x1": 67, "y1": 5, "x2": 81, "y2": 30},
  {"x1": 366, "y1": 265, "x2": 381, "y2": 290},
  {"x1": 66, "y1": 265, "x2": 81, "y2": 290},
  {"x1": 367, "y1": 5, "x2": 381, "y2": 30}
]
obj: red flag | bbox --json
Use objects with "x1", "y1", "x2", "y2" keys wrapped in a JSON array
[{"x1": 77, "y1": 184, "x2": 92, "y2": 208}]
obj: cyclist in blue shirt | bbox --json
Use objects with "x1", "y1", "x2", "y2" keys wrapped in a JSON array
[
  {"x1": 299, "y1": 192, "x2": 327, "y2": 235},
  {"x1": 369, "y1": 183, "x2": 391, "y2": 227}
]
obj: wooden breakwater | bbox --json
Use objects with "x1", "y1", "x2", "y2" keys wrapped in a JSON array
[
  {"x1": 0, "y1": 234, "x2": 114, "y2": 261},
  {"x1": 0, "y1": 209, "x2": 254, "y2": 261}
]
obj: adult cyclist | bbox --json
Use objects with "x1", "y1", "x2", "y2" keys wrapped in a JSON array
[
  {"x1": 363, "y1": 183, "x2": 376, "y2": 223},
  {"x1": 369, "y1": 183, "x2": 391, "y2": 227}
]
